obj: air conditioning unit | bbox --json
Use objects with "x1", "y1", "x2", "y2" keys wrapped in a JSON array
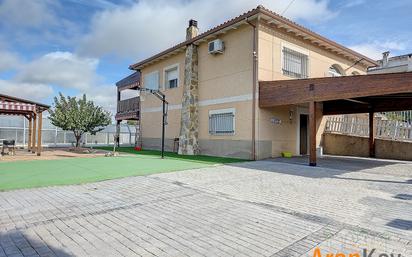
[{"x1": 208, "y1": 39, "x2": 224, "y2": 54}]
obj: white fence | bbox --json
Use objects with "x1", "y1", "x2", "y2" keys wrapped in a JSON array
[
  {"x1": 0, "y1": 116, "x2": 137, "y2": 147},
  {"x1": 325, "y1": 116, "x2": 412, "y2": 141}
]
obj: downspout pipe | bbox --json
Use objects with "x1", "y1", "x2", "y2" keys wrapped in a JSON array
[{"x1": 246, "y1": 17, "x2": 257, "y2": 160}]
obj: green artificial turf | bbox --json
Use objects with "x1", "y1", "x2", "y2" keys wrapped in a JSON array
[
  {"x1": 0, "y1": 148, "x2": 245, "y2": 191},
  {"x1": 96, "y1": 147, "x2": 245, "y2": 164}
]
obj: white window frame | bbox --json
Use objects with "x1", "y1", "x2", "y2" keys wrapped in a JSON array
[
  {"x1": 143, "y1": 70, "x2": 160, "y2": 90},
  {"x1": 328, "y1": 65, "x2": 343, "y2": 77},
  {"x1": 208, "y1": 108, "x2": 236, "y2": 136},
  {"x1": 280, "y1": 42, "x2": 309, "y2": 79},
  {"x1": 163, "y1": 63, "x2": 180, "y2": 90}
]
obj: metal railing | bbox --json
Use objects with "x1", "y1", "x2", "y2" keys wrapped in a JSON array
[
  {"x1": 0, "y1": 116, "x2": 138, "y2": 147},
  {"x1": 325, "y1": 115, "x2": 412, "y2": 141}
]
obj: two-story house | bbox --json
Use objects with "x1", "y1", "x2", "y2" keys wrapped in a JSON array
[{"x1": 116, "y1": 5, "x2": 378, "y2": 160}]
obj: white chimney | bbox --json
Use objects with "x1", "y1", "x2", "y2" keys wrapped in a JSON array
[{"x1": 382, "y1": 51, "x2": 390, "y2": 67}]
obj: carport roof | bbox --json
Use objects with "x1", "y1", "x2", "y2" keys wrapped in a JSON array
[
  {"x1": 259, "y1": 72, "x2": 412, "y2": 166},
  {"x1": 259, "y1": 72, "x2": 412, "y2": 115}
]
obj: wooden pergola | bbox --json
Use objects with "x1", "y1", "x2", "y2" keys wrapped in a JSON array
[
  {"x1": 259, "y1": 72, "x2": 412, "y2": 166},
  {"x1": 0, "y1": 94, "x2": 49, "y2": 156}
]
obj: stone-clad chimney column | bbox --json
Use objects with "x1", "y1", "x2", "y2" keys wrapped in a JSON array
[{"x1": 178, "y1": 20, "x2": 200, "y2": 155}]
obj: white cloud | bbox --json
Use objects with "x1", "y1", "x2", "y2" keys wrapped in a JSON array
[
  {"x1": 0, "y1": 0, "x2": 56, "y2": 28},
  {"x1": 65, "y1": 0, "x2": 119, "y2": 9},
  {"x1": 0, "y1": 50, "x2": 21, "y2": 72},
  {"x1": 16, "y1": 52, "x2": 100, "y2": 90},
  {"x1": 349, "y1": 41, "x2": 407, "y2": 60},
  {"x1": 78, "y1": 0, "x2": 336, "y2": 58},
  {"x1": 0, "y1": 51, "x2": 105, "y2": 108},
  {"x1": 0, "y1": 80, "x2": 53, "y2": 102},
  {"x1": 77, "y1": 85, "x2": 117, "y2": 115},
  {"x1": 341, "y1": 0, "x2": 365, "y2": 8}
]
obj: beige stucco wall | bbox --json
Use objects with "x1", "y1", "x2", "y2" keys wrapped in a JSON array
[
  {"x1": 138, "y1": 20, "x2": 371, "y2": 159},
  {"x1": 257, "y1": 23, "x2": 366, "y2": 80},
  {"x1": 140, "y1": 52, "x2": 185, "y2": 141},
  {"x1": 197, "y1": 24, "x2": 253, "y2": 141},
  {"x1": 256, "y1": 23, "x2": 368, "y2": 158},
  {"x1": 140, "y1": 25, "x2": 255, "y2": 158}
]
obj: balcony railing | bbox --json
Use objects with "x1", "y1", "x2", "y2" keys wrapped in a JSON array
[{"x1": 117, "y1": 97, "x2": 139, "y2": 114}]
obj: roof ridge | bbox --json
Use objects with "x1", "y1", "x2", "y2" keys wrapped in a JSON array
[{"x1": 192, "y1": 6, "x2": 260, "y2": 42}]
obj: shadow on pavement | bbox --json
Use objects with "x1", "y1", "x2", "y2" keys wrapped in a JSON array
[
  {"x1": 0, "y1": 229, "x2": 72, "y2": 257},
  {"x1": 228, "y1": 155, "x2": 411, "y2": 184},
  {"x1": 269, "y1": 155, "x2": 404, "y2": 171},
  {"x1": 386, "y1": 219, "x2": 412, "y2": 231}
]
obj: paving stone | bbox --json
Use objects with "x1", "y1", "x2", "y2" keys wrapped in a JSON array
[{"x1": 0, "y1": 158, "x2": 411, "y2": 256}]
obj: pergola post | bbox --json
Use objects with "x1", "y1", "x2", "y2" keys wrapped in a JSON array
[
  {"x1": 31, "y1": 113, "x2": 37, "y2": 153},
  {"x1": 369, "y1": 111, "x2": 375, "y2": 157},
  {"x1": 27, "y1": 116, "x2": 32, "y2": 152},
  {"x1": 309, "y1": 101, "x2": 317, "y2": 166},
  {"x1": 37, "y1": 111, "x2": 43, "y2": 156}
]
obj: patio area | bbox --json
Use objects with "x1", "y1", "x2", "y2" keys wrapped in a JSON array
[
  {"x1": 0, "y1": 148, "x2": 107, "y2": 162},
  {"x1": 0, "y1": 156, "x2": 411, "y2": 256}
]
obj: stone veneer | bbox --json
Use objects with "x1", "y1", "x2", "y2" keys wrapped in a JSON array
[{"x1": 178, "y1": 21, "x2": 200, "y2": 155}]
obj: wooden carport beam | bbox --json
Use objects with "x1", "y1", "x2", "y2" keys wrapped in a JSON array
[
  {"x1": 259, "y1": 72, "x2": 412, "y2": 107},
  {"x1": 369, "y1": 111, "x2": 375, "y2": 157},
  {"x1": 344, "y1": 99, "x2": 369, "y2": 105},
  {"x1": 309, "y1": 102, "x2": 317, "y2": 166}
]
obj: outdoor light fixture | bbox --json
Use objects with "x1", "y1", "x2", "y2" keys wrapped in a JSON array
[
  {"x1": 140, "y1": 88, "x2": 169, "y2": 159},
  {"x1": 289, "y1": 110, "x2": 294, "y2": 123}
]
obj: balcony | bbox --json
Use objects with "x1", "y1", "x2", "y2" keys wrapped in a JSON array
[
  {"x1": 116, "y1": 72, "x2": 140, "y2": 90},
  {"x1": 116, "y1": 97, "x2": 140, "y2": 121}
]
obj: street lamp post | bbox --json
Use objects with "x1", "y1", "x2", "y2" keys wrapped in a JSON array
[{"x1": 140, "y1": 88, "x2": 168, "y2": 159}]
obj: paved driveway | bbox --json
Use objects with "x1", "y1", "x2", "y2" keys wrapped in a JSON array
[{"x1": 0, "y1": 156, "x2": 411, "y2": 257}]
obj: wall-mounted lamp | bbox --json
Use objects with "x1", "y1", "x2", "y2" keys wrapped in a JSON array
[{"x1": 289, "y1": 110, "x2": 294, "y2": 123}]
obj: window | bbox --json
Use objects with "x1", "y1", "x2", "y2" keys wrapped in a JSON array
[
  {"x1": 143, "y1": 71, "x2": 159, "y2": 90},
  {"x1": 328, "y1": 65, "x2": 344, "y2": 77},
  {"x1": 282, "y1": 47, "x2": 308, "y2": 78},
  {"x1": 164, "y1": 65, "x2": 179, "y2": 89},
  {"x1": 209, "y1": 109, "x2": 235, "y2": 135}
]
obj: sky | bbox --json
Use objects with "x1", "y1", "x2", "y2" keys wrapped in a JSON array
[{"x1": 0, "y1": 0, "x2": 411, "y2": 114}]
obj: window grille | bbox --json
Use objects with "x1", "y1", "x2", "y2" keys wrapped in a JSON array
[
  {"x1": 209, "y1": 112, "x2": 234, "y2": 135},
  {"x1": 282, "y1": 47, "x2": 308, "y2": 78}
]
